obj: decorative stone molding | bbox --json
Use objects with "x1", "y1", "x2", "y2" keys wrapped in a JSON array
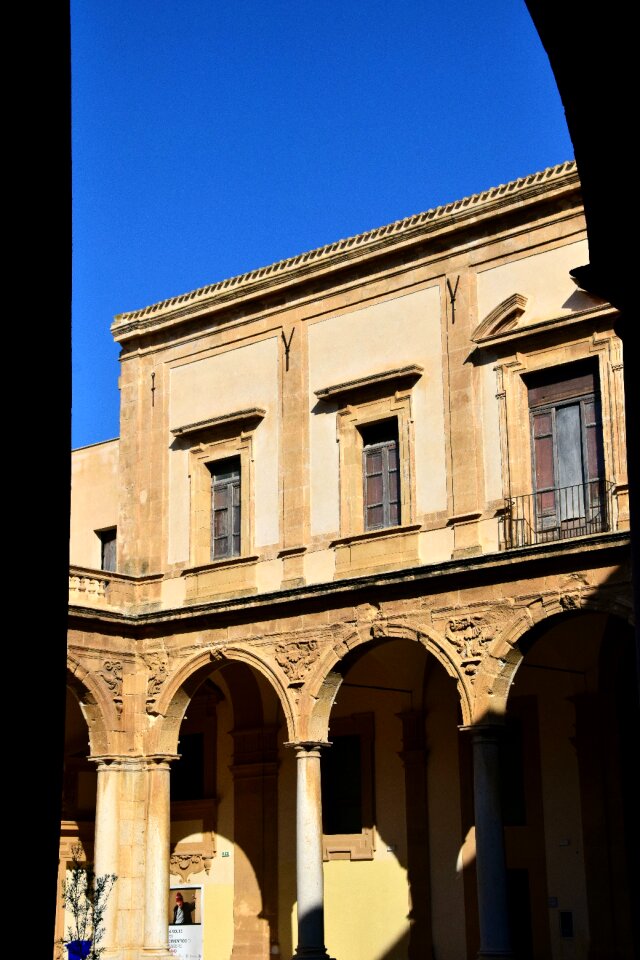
[
  {"x1": 472, "y1": 293, "x2": 529, "y2": 343},
  {"x1": 315, "y1": 364, "x2": 423, "y2": 403},
  {"x1": 171, "y1": 407, "x2": 266, "y2": 439},
  {"x1": 170, "y1": 852, "x2": 213, "y2": 883},
  {"x1": 445, "y1": 616, "x2": 493, "y2": 680},
  {"x1": 371, "y1": 622, "x2": 420, "y2": 642},
  {"x1": 143, "y1": 652, "x2": 170, "y2": 714},
  {"x1": 275, "y1": 639, "x2": 319, "y2": 687},
  {"x1": 99, "y1": 660, "x2": 123, "y2": 715}
]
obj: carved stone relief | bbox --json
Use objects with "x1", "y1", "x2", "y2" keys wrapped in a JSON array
[
  {"x1": 445, "y1": 616, "x2": 493, "y2": 680},
  {"x1": 143, "y1": 652, "x2": 169, "y2": 714},
  {"x1": 99, "y1": 660, "x2": 123, "y2": 715},
  {"x1": 170, "y1": 852, "x2": 212, "y2": 883},
  {"x1": 275, "y1": 639, "x2": 319, "y2": 686},
  {"x1": 559, "y1": 593, "x2": 580, "y2": 611}
]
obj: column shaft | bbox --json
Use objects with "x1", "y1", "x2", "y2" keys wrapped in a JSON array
[
  {"x1": 472, "y1": 727, "x2": 513, "y2": 960},
  {"x1": 93, "y1": 762, "x2": 121, "y2": 955},
  {"x1": 143, "y1": 759, "x2": 173, "y2": 959},
  {"x1": 292, "y1": 744, "x2": 335, "y2": 960}
]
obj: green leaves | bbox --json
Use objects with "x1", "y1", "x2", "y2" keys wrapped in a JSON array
[{"x1": 59, "y1": 845, "x2": 117, "y2": 960}]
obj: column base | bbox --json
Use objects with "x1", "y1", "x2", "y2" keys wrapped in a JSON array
[{"x1": 293, "y1": 950, "x2": 336, "y2": 960}]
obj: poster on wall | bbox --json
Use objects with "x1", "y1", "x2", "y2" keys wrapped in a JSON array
[{"x1": 168, "y1": 886, "x2": 203, "y2": 960}]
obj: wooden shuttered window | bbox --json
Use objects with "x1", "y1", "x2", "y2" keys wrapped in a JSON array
[
  {"x1": 526, "y1": 361, "x2": 605, "y2": 532},
  {"x1": 210, "y1": 458, "x2": 241, "y2": 559},
  {"x1": 361, "y1": 420, "x2": 400, "y2": 531},
  {"x1": 98, "y1": 528, "x2": 117, "y2": 573}
]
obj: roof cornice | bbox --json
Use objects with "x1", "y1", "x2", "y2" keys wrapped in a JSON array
[{"x1": 112, "y1": 160, "x2": 579, "y2": 343}]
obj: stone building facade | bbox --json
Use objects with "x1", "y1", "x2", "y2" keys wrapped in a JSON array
[{"x1": 65, "y1": 161, "x2": 637, "y2": 960}]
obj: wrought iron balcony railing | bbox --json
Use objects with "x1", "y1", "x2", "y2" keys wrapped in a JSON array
[{"x1": 499, "y1": 479, "x2": 615, "y2": 550}]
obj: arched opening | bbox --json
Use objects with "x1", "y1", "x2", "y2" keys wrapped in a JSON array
[
  {"x1": 500, "y1": 610, "x2": 639, "y2": 959},
  {"x1": 313, "y1": 635, "x2": 467, "y2": 960},
  {"x1": 55, "y1": 684, "x2": 97, "y2": 953},
  {"x1": 169, "y1": 657, "x2": 288, "y2": 960}
]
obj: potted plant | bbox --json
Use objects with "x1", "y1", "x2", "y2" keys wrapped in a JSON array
[{"x1": 59, "y1": 845, "x2": 116, "y2": 960}]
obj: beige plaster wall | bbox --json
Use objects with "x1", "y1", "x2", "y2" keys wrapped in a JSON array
[
  {"x1": 70, "y1": 438, "x2": 119, "y2": 569},
  {"x1": 325, "y1": 860, "x2": 411, "y2": 960},
  {"x1": 320, "y1": 640, "x2": 439, "y2": 960},
  {"x1": 513, "y1": 618, "x2": 601, "y2": 960},
  {"x1": 167, "y1": 337, "x2": 280, "y2": 563},
  {"x1": 200, "y1": 694, "x2": 235, "y2": 960},
  {"x1": 476, "y1": 239, "x2": 596, "y2": 328},
  {"x1": 307, "y1": 287, "x2": 446, "y2": 537}
]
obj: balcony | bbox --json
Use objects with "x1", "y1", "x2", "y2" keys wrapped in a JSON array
[
  {"x1": 499, "y1": 479, "x2": 616, "y2": 550},
  {"x1": 69, "y1": 566, "x2": 163, "y2": 612}
]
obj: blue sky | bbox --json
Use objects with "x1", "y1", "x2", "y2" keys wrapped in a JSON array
[{"x1": 72, "y1": 0, "x2": 573, "y2": 448}]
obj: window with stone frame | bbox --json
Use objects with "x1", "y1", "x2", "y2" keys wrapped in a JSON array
[
  {"x1": 209, "y1": 457, "x2": 241, "y2": 560},
  {"x1": 526, "y1": 359, "x2": 605, "y2": 538},
  {"x1": 360, "y1": 420, "x2": 400, "y2": 532},
  {"x1": 321, "y1": 712, "x2": 375, "y2": 860}
]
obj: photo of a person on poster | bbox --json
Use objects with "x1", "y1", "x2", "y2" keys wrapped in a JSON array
[{"x1": 172, "y1": 891, "x2": 196, "y2": 925}]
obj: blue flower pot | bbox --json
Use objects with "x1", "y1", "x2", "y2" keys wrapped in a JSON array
[{"x1": 66, "y1": 940, "x2": 92, "y2": 960}]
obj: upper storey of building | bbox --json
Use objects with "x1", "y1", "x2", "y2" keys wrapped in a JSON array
[{"x1": 70, "y1": 161, "x2": 628, "y2": 614}]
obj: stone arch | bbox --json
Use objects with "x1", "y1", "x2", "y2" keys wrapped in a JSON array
[
  {"x1": 148, "y1": 644, "x2": 296, "y2": 755},
  {"x1": 300, "y1": 620, "x2": 471, "y2": 741},
  {"x1": 472, "y1": 591, "x2": 634, "y2": 721},
  {"x1": 66, "y1": 656, "x2": 112, "y2": 756}
]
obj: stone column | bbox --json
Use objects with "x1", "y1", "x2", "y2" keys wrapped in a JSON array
[
  {"x1": 471, "y1": 726, "x2": 513, "y2": 960},
  {"x1": 290, "y1": 743, "x2": 335, "y2": 960},
  {"x1": 143, "y1": 757, "x2": 173, "y2": 959},
  {"x1": 93, "y1": 759, "x2": 121, "y2": 958}
]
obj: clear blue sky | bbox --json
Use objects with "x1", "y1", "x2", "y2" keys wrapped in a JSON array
[{"x1": 71, "y1": 0, "x2": 573, "y2": 449}]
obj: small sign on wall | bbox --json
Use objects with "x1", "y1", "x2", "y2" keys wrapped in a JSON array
[{"x1": 168, "y1": 886, "x2": 203, "y2": 960}]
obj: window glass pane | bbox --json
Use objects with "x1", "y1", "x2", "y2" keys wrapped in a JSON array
[
  {"x1": 366, "y1": 474, "x2": 383, "y2": 506},
  {"x1": 536, "y1": 490, "x2": 556, "y2": 514},
  {"x1": 585, "y1": 424, "x2": 600, "y2": 483},
  {"x1": 533, "y1": 434, "x2": 555, "y2": 491},
  {"x1": 365, "y1": 450, "x2": 383, "y2": 476},
  {"x1": 361, "y1": 421, "x2": 400, "y2": 531},
  {"x1": 366, "y1": 504, "x2": 384, "y2": 528},
  {"x1": 532, "y1": 412, "x2": 552, "y2": 438},
  {"x1": 556, "y1": 404, "x2": 584, "y2": 490},
  {"x1": 214, "y1": 508, "x2": 228, "y2": 539},
  {"x1": 210, "y1": 457, "x2": 241, "y2": 559},
  {"x1": 214, "y1": 484, "x2": 229, "y2": 510}
]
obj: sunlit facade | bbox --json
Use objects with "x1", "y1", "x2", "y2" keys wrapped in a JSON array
[{"x1": 65, "y1": 161, "x2": 637, "y2": 960}]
